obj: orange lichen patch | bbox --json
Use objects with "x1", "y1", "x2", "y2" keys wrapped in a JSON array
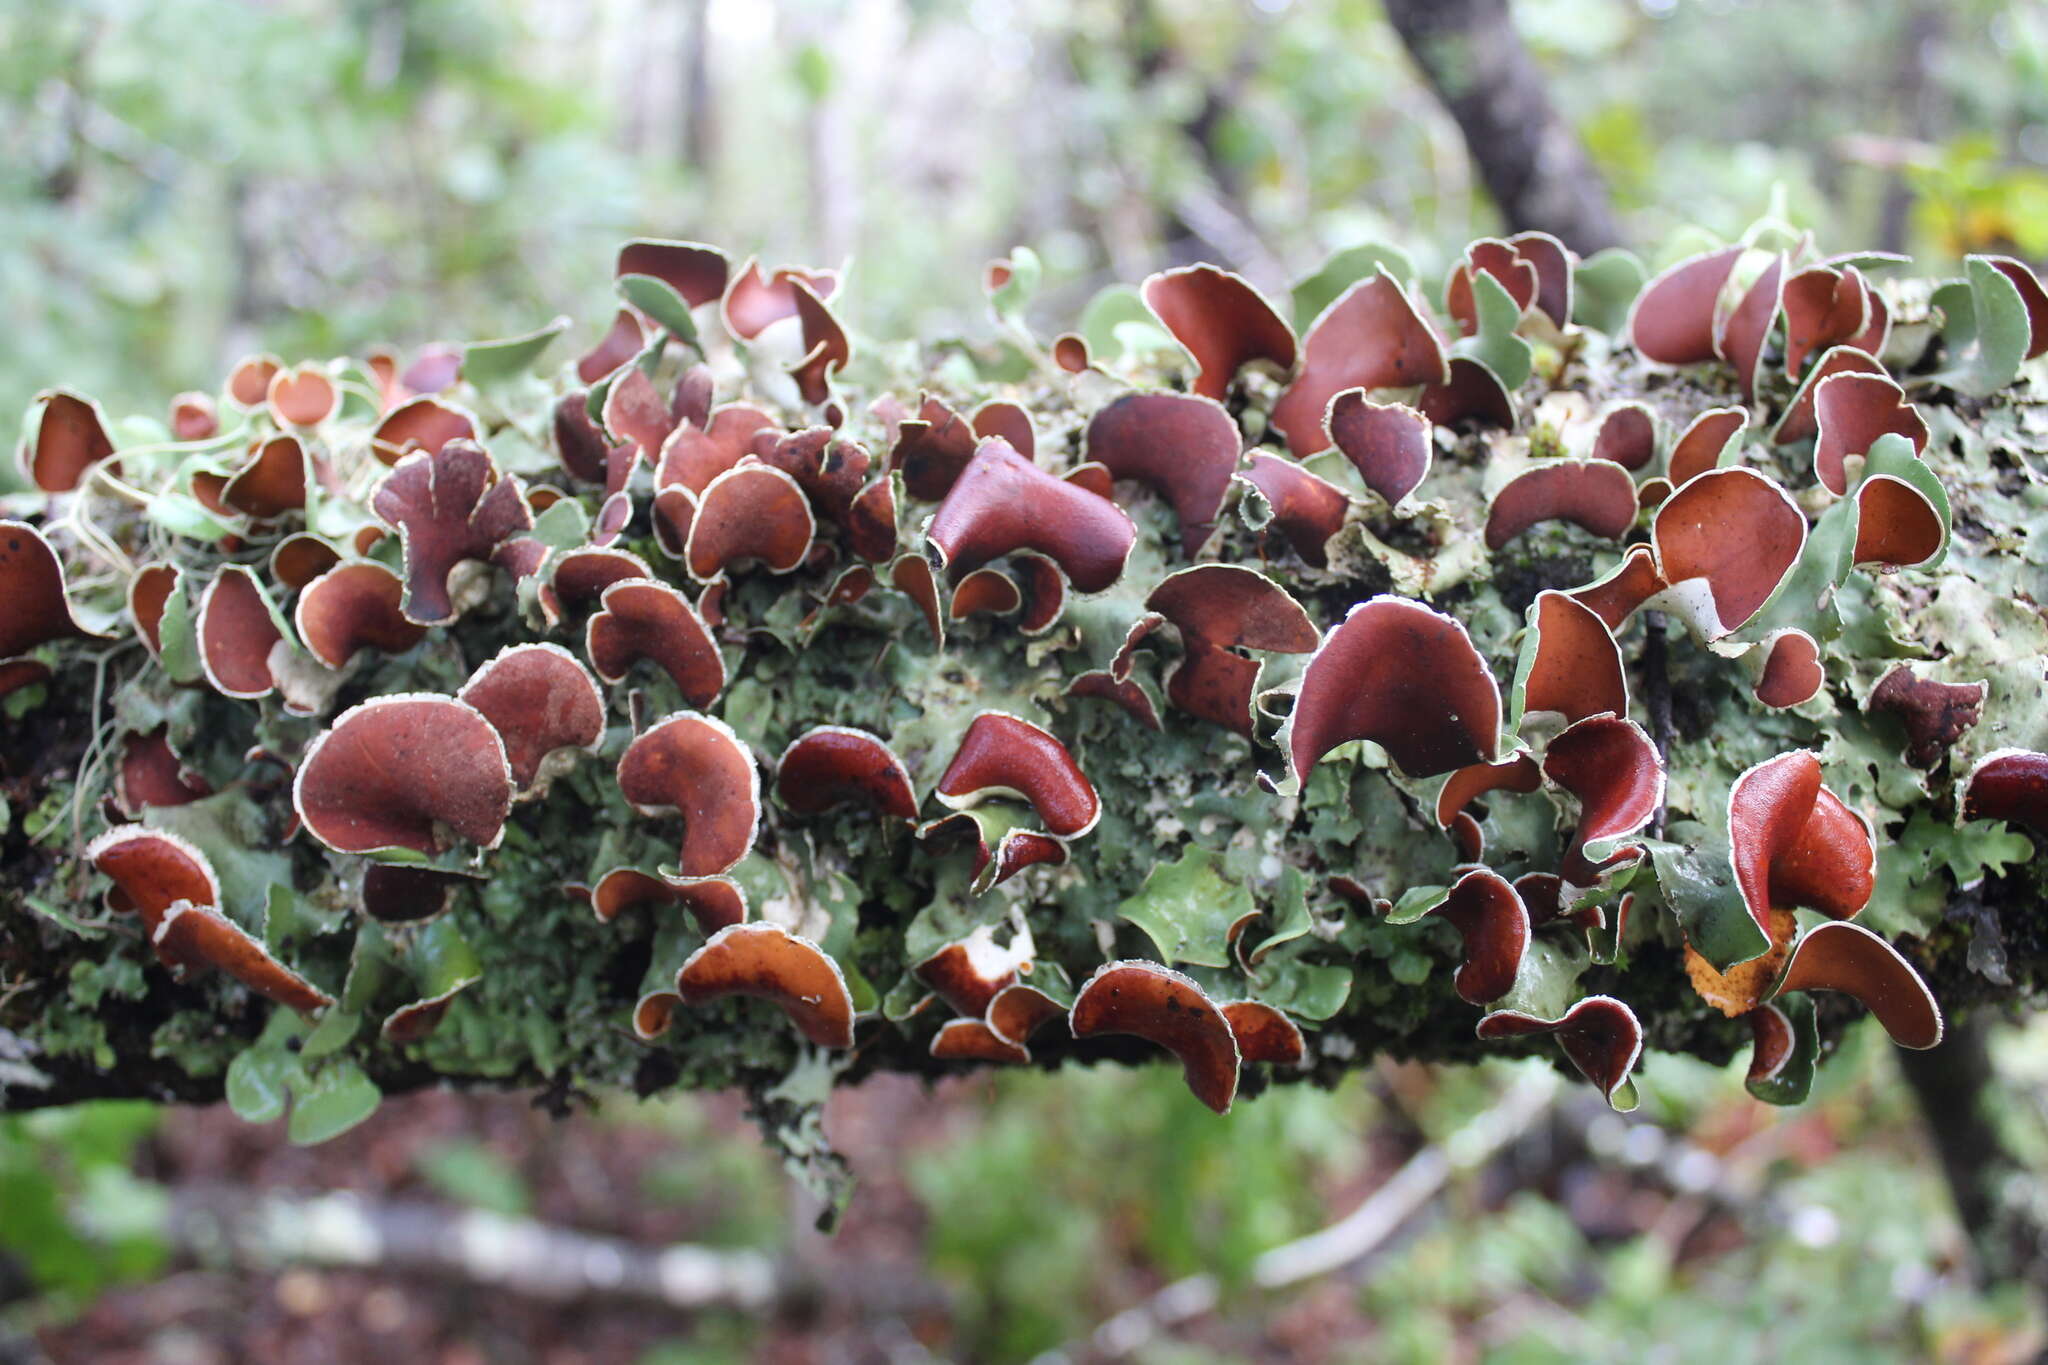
[
  {"x1": 1684, "y1": 908, "x2": 1796, "y2": 1017},
  {"x1": 360, "y1": 863, "x2": 470, "y2": 923},
  {"x1": 1813, "y1": 372, "x2": 1926, "y2": 496},
  {"x1": 1753, "y1": 629, "x2": 1824, "y2": 709},
  {"x1": 927, "y1": 437, "x2": 1136, "y2": 594},
  {"x1": 1477, "y1": 995, "x2": 1642, "y2": 1104},
  {"x1": 1649, "y1": 467, "x2": 1805, "y2": 640},
  {"x1": 721, "y1": 257, "x2": 840, "y2": 341},
  {"x1": 889, "y1": 552, "x2": 944, "y2": 647},
  {"x1": 1868, "y1": 667, "x2": 1984, "y2": 767},
  {"x1": 1665, "y1": 407, "x2": 1745, "y2": 487},
  {"x1": 676, "y1": 922, "x2": 854, "y2": 1049},
  {"x1": 1436, "y1": 753, "x2": 1541, "y2": 827},
  {"x1": 371, "y1": 440, "x2": 535, "y2": 626},
  {"x1": 294, "y1": 562, "x2": 425, "y2": 669},
  {"x1": 1085, "y1": 391, "x2": 1242, "y2": 556},
  {"x1": 269, "y1": 534, "x2": 343, "y2": 592},
  {"x1": 1270, "y1": 273, "x2": 1448, "y2": 456},
  {"x1": 1716, "y1": 253, "x2": 1785, "y2": 401},
  {"x1": 915, "y1": 924, "x2": 1033, "y2": 1018},
  {"x1": 227, "y1": 355, "x2": 281, "y2": 408},
  {"x1": 1326, "y1": 391, "x2": 1431, "y2": 508},
  {"x1": 549, "y1": 546, "x2": 652, "y2": 609},
  {"x1": 1285, "y1": 595, "x2": 1501, "y2": 783},
  {"x1": 1219, "y1": 1001, "x2": 1305, "y2": 1066},
  {"x1": 776, "y1": 726, "x2": 917, "y2": 820},
  {"x1": 1484, "y1": 459, "x2": 1637, "y2": 549},
  {"x1": 1853, "y1": 476, "x2": 1943, "y2": 570},
  {"x1": 0, "y1": 520, "x2": 98, "y2": 658},
  {"x1": 1771, "y1": 921, "x2": 1942, "y2": 1050},
  {"x1": 1237, "y1": 453, "x2": 1351, "y2": 567},
  {"x1": 684, "y1": 463, "x2": 815, "y2": 582},
  {"x1": 930, "y1": 1018, "x2": 1031, "y2": 1064},
  {"x1": 935, "y1": 711, "x2": 1099, "y2": 839},
  {"x1": 1961, "y1": 749, "x2": 2048, "y2": 836},
  {"x1": 20, "y1": 389, "x2": 118, "y2": 492},
  {"x1": 1416, "y1": 356, "x2": 1515, "y2": 430},
  {"x1": 617, "y1": 238, "x2": 730, "y2": 309},
  {"x1": 1591, "y1": 403, "x2": 1657, "y2": 471},
  {"x1": 617, "y1": 711, "x2": 760, "y2": 879},
  {"x1": 1516, "y1": 590, "x2": 1628, "y2": 727},
  {"x1": 971, "y1": 400, "x2": 1035, "y2": 462},
  {"x1": 585, "y1": 577, "x2": 725, "y2": 707},
  {"x1": 1544, "y1": 714, "x2": 1664, "y2": 886},
  {"x1": 1069, "y1": 960, "x2": 1240, "y2": 1114},
  {"x1": 153, "y1": 901, "x2": 333, "y2": 1014},
  {"x1": 591, "y1": 867, "x2": 745, "y2": 934},
  {"x1": 294, "y1": 695, "x2": 514, "y2": 855},
  {"x1": 1429, "y1": 868, "x2": 1531, "y2": 1005},
  {"x1": 267, "y1": 365, "x2": 339, "y2": 428},
  {"x1": 371, "y1": 396, "x2": 478, "y2": 467},
  {"x1": 788, "y1": 277, "x2": 851, "y2": 406},
  {"x1": 196, "y1": 566, "x2": 283, "y2": 700},
  {"x1": 1566, "y1": 543, "x2": 1665, "y2": 632},
  {"x1": 85, "y1": 825, "x2": 221, "y2": 929},
  {"x1": 1627, "y1": 245, "x2": 1743, "y2": 365},
  {"x1": 576, "y1": 308, "x2": 644, "y2": 384},
  {"x1": 1781, "y1": 263, "x2": 1877, "y2": 378},
  {"x1": 457, "y1": 642, "x2": 606, "y2": 792},
  {"x1": 1728, "y1": 751, "x2": 1876, "y2": 931},
  {"x1": 888, "y1": 396, "x2": 979, "y2": 502},
  {"x1": 1141, "y1": 263, "x2": 1297, "y2": 399},
  {"x1": 115, "y1": 728, "x2": 211, "y2": 815}
]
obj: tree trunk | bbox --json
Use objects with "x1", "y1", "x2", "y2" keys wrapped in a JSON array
[{"x1": 1381, "y1": 0, "x2": 1624, "y2": 255}]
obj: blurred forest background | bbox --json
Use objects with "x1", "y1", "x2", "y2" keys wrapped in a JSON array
[{"x1": 5, "y1": 0, "x2": 2048, "y2": 1361}]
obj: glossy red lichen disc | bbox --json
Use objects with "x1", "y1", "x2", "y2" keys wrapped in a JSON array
[
  {"x1": 1483, "y1": 460, "x2": 1638, "y2": 550},
  {"x1": 616, "y1": 711, "x2": 760, "y2": 879},
  {"x1": 372, "y1": 396, "x2": 478, "y2": 467},
  {"x1": 116, "y1": 729, "x2": 211, "y2": 814},
  {"x1": 85, "y1": 825, "x2": 222, "y2": 929},
  {"x1": 1591, "y1": 404, "x2": 1657, "y2": 472},
  {"x1": 1567, "y1": 543, "x2": 1666, "y2": 633},
  {"x1": 1961, "y1": 749, "x2": 2048, "y2": 835},
  {"x1": 676, "y1": 923, "x2": 854, "y2": 1050},
  {"x1": 1069, "y1": 960, "x2": 1240, "y2": 1114},
  {"x1": 267, "y1": 365, "x2": 338, "y2": 427},
  {"x1": 684, "y1": 463, "x2": 815, "y2": 582},
  {"x1": 153, "y1": 901, "x2": 333, "y2": 1014},
  {"x1": 1771, "y1": 921, "x2": 1942, "y2": 1050},
  {"x1": 294, "y1": 695, "x2": 514, "y2": 855},
  {"x1": 775, "y1": 726, "x2": 917, "y2": 820},
  {"x1": 1436, "y1": 753, "x2": 1542, "y2": 827},
  {"x1": 361, "y1": 864, "x2": 469, "y2": 923},
  {"x1": 196, "y1": 566, "x2": 282, "y2": 699},
  {"x1": 1477, "y1": 995, "x2": 1642, "y2": 1102},
  {"x1": 1084, "y1": 391, "x2": 1243, "y2": 556},
  {"x1": 1727, "y1": 751, "x2": 1875, "y2": 929},
  {"x1": 931, "y1": 1019, "x2": 1031, "y2": 1064},
  {"x1": 371, "y1": 440, "x2": 535, "y2": 627},
  {"x1": 1430, "y1": 868, "x2": 1531, "y2": 1006},
  {"x1": 0, "y1": 520, "x2": 96, "y2": 658},
  {"x1": 926, "y1": 437, "x2": 1136, "y2": 594},
  {"x1": 1286, "y1": 595, "x2": 1501, "y2": 782},
  {"x1": 1518, "y1": 590, "x2": 1628, "y2": 726},
  {"x1": 1147, "y1": 564, "x2": 1318, "y2": 654},
  {"x1": 1627, "y1": 246, "x2": 1743, "y2": 365},
  {"x1": 722, "y1": 257, "x2": 840, "y2": 342},
  {"x1": 1812, "y1": 372, "x2": 1926, "y2": 497},
  {"x1": 788, "y1": 278, "x2": 851, "y2": 406},
  {"x1": 914, "y1": 927, "x2": 1032, "y2": 1018},
  {"x1": 1543, "y1": 715, "x2": 1664, "y2": 882},
  {"x1": 22, "y1": 390, "x2": 117, "y2": 493},
  {"x1": 1238, "y1": 454, "x2": 1352, "y2": 567},
  {"x1": 1326, "y1": 391, "x2": 1432, "y2": 508},
  {"x1": 1650, "y1": 468, "x2": 1805, "y2": 639},
  {"x1": 935, "y1": 712, "x2": 1099, "y2": 839},
  {"x1": 1664, "y1": 408, "x2": 1745, "y2": 488},
  {"x1": 458, "y1": 642, "x2": 606, "y2": 791},
  {"x1": 617, "y1": 238, "x2": 730, "y2": 309},
  {"x1": 270, "y1": 534, "x2": 343, "y2": 592},
  {"x1": 1754, "y1": 629, "x2": 1825, "y2": 709},
  {"x1": 294, "y1": 562, "x2": 426, "y2": 669},
  {"x1": 585, "y1": 577, "x2": 726, "y2": 707},
  {"x1": 1853, "y1": 476, "x2": 1944, "y2": 569},
  {"x1": 1220, "y1": 1001, "x2": 1305, "y2": 1066},
  {"x1": 1140, "y1": 264, "x2": 1298, "y2": 399},
  {"x1": 1270, "y1": 273, "x2": 1448, "y2": 457}
]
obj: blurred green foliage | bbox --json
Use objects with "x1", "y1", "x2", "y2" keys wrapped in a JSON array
[{"x1": 0, "y1": 1103, "x2": 166, "y2": 1311}]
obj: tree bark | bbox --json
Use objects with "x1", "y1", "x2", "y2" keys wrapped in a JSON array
[{"x1": 1382, "y1": 0, "x2": 1624, "y2": 255}]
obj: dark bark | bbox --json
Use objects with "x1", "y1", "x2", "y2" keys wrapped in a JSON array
[
  {"x1": 1876, "y1": 3, "x2": 1944, "y2": 256},
  {"x1": 1382, "y1": 0, "x2": 1624, "y2": 255},
  {"x1": 1894, "y1": 1015, "x2": 2048, "y2": 1299}
]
